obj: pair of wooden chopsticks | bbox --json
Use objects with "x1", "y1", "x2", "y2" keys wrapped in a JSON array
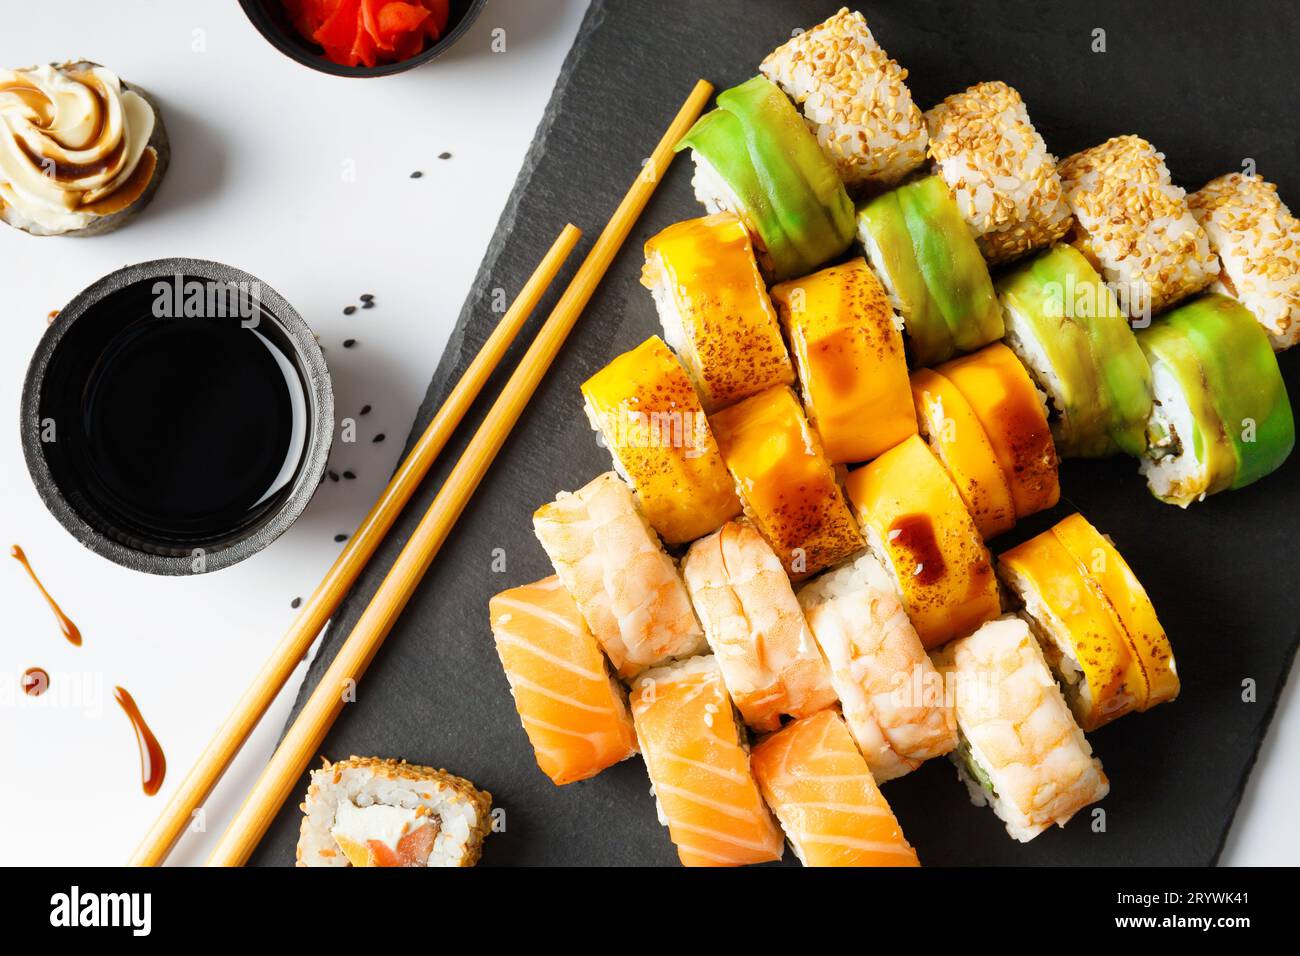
[{"x1": 130, "y1": 79, "x2": 713, "y2": 867}]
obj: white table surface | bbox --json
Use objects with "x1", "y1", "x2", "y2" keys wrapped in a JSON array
[{"x1": 0, "y1": 0, "x2": 1292, "y2": 867}]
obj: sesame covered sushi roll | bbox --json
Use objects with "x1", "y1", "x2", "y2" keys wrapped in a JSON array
[
  {"x1": 759, "y1": 7, "x2": 928, "y2": 193},
  {"x1": 533, "y1": 472, "x2": 705, "y2": 677},
  {"x1": 296, "y1": 757, "x2": 491, "y2": 867},
  {"x1": 710, "y1": 386, "x2": 864, "y2": 578},
  {"x1": 799, "y1": 551, "x2": 957, "y2": 782},
  {"x1": 770, "y1": 258, "x2": 917, "y2": 464},
  {"x1": 924, "y1": 81, "x2": 1073, "y2": 264},
  {"x1": 1189, "y1": 172, "x2": 1300, "y2": 350},
  {"x1": 683, "y1": 520, "x2": 837, "y2": 732},
  {"x1": 1058, "y1": 135, "x2": 1218, "y2": 315},
  {"x1": 932, "y1": 616, "x2": 1109, "y2": 843},
  {"x1": 640, "y1": 215, "x2": 794, "y2": 411}
]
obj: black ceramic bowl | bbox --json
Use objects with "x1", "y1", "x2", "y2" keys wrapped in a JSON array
[
  {"x1": 21, "y1": 259, "x2": 333, "y2": 575},
  {"x1": 239, "y1": 0, "x2": 487, "y2": 77}
]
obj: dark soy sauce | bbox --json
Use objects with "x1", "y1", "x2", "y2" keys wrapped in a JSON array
[
  {"x1": 114, "y1": 686, "x2": 166, "y2": 796},
  {"x1": 22, "y1": 667, "x2": 49, "y2": 697}
]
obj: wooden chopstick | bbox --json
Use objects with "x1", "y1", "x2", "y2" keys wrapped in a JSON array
[
  {"x1": 129, "y1": 225, "x2": 582, "y2": 867},
  {"x1": 205, "y1": 79, "x2": 714, "y2": 867}
]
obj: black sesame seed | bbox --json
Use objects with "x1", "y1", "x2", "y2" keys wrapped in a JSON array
[
  {"x1": 410, "y1": 170, "x2": 423, "y2": 179},
  {"x1": 343, "y1": 470, "x2": 356, "y2": 480},
  {"x1": 334, "y1": 533, "x2": 348, "y2": 543},
  {"x1": 361, "y1": 300, "x2": 375, "y2": 309},
  {"x1": 328, "y1": 470, "x2": 340, "y2": 482},
  {"x1": 291, "y1": 597, "x2": 302, "y2": 609},
  {"x1": 359, "y1": 404, "x2": 372, "y2": 416},
  {"x1": 343, "y1": 338, "x2": 356, "y2": 348},
  {"x1": 343, "y1": 305, "x2": 356, "y2": 315},
  {"x1": 438, "y1": 152, "x2": 451, "y2": 160},
  {"x1": 360, "y1": 294, "x2": 374, "y2": 302},
  {"x1": 373, "y1": 433, "x2": 386, "y2": 443}
]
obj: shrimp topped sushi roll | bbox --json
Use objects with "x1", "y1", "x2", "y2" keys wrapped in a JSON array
[
  {"x1": 770, "y1": 258, "x2": 917, "y2": 464},
  {"x1": 924, "y1": 81, "x2": 1073, "y2": 264},
  {"x1": 751, "y1": 710, "x2": 920, "y2": 867},
  {"x1": 640, "y1": 215, "x2": 794, "y2": 412},
  {"x1": 683, "y1": 520, "x2": 837, "y2": 732},
  {"x1": 533, "y1": 472, "x2": 704, "y2": 677},
  {"x1": 489, "y1": 577, "x2": 637, "y2": 785},
  {"x1": 759, "y1": 7, "x2": 928, "y2": 193},
  {"x1": 1189, "y1": 172, "x2": 1300, "y2": 350},
  {"x1": 932, "y1": 617, "x2": 1109, "y2": 843},
  {"x1": 630, "y1": 657, "x2": 784, "y2": 867},
  {"x1": 799, "y1": 552, "x2": 957, "y2": 782},
  {"x1": 676, "y1": 76, "x2": 855, "y2": 280},
  {"x1": 710, "y1": 386, "x2": 864, "y2": 578},
  {"x1": 582, "y1": 336, "x2": 740, "y2": 543}
]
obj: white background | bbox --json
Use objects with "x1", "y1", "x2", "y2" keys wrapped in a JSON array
[{"x1": 0, "y1": 0, "x2": 1293, "y2": 866}]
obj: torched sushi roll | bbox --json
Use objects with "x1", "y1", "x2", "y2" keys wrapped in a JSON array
[
  {"x1": 798, "y1": 552, "x2": 957, "y2": 782},
  {"x1": 296, "y1": 757, "x2": 492, "y2": 867},
  {"x1": 998, "y1": 245, "x2": 1153, "y2": 458},
  {"x1": 533, "y1": 472, "x2": 705, "y2": 677},
  {"x1": 676, "y1": 76, "x2": 856, "y2": 280},
  {"x1": 1189, "y1": 172, "x2": 1300, "y2": 350},
  {"x1": 999, "y1": 515, "x2": 1179, "y2": 731},
  {"x1": 640, "y1": 215, "x2": 794, "y2": 412},
  {"x1": 1137, "y1": 294, "x2": 1294, "y2": 506},
  {"x1": 489, "y1": 577, "x2": 638, "y2": 785},
  {"x1": 759, "y1": 7, "x2": 928, "y2": 193},
  {"x1": 770, "y1": 258, "x2": 917, "y2": 464},
  {"x1": 630, "y1": 657, "x2": 784, "y2": 867},
  {"x1": 857, "y1": 176, "x2": 1004, "y2": 366},
  {"x1": 844, "y1": 435, "x2": 1000, "y2": 648},
  {"x1": 683, "y1": 520, "x2": 837, "y2": 732},
  {"x1": 924, "y1": 81, "x2": 1073, "y2": 264},
  {"x1": 710, "y1": 386, "x2": 865, "y2": 578},
  {"x1": 751, "y1": 710, "x2": 920, "y2": 867},
  {"x1": 932, "y1": 616, "x2": 1110, "y2": 843},
  {"x1": 581, "y1": 335, "x2": 741, "y2": 544},
  {"x1": 1058, "y1": 135, "x2": 1218, "y2": 315}
]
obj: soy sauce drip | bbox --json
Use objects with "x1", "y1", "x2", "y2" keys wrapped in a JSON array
[
  {"x1": 114, "y1": 686, "x2": 166, "y2": 796},
  {"x1": 10, "y1": 545, "x2": 82, "y2": 646},
  {"x1": 22, "y1": 667, "x2": 49, "y2": 697}
]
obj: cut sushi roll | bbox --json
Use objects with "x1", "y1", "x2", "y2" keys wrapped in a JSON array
[
  {"x1": 1058, "y1": 135, "x2": 1218, "y2": 315},
  {"x1": 709, "y1": 386, "x2": 864, "y2": 578},
  {"x1": 640, "y1": 215, "x2": 794, "y2": 412},
  {"x1": 857, "y1": 176, "x2": 1004, "y2": 366},
  {"x1": 799, "y1": 552, "x2": 957, "y2": 782},
  {"x1": 924, "y1": 81, "x2": 1072, "y2": 264},
  {"x1": 630, "y1": 656, "x2": 784, "y2": 867},
  {"x1": 1189, "y1": 172, "x2": 1300, "y2": 350},
  {"x1": 998, "y1": 245, "x2": 1154, "y2": 458},
  {"x1": 683, "y1": 520, "x2": 837, "y2": 732},
  {"x1": 676, "y1": 76, "x2": 855, "y2": 280},
  {"x1": 751, "y1": 710, "x2": 920, "y2": 867},
  {"x1": 999, "y1": 515, "x2": 1179, "y2": 731},
  {"x1": 932, "y1": 616, "x2": 1109, "y2": 843},
  {"x1": 844, "y1": 435, "x2": 999, "y2": 648},
  {"x1": 581, "y1": 335, "x2": 740, "y2": 543},
  {"x1": 533, "y1": 472, "x2": 705, "y2": 677},
  {"x1": 759, "y1": 7, "x2": 928, "y2": 192},
  {"x1": 489, "y1": 576, "x2": 637, "y2": 785},
  {"x1": 770, "y1": 258, "x2": 917, "y2": 464},
  {"x1": 1137, "y1": 294, "x2": 1294, "y2": 506},
  {"x1": 296, "y1": 757, "x2": 491, "y2": 867}
]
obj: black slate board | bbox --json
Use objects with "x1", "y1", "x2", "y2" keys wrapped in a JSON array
[{"x1": 251, "y1": 0, "x2": 1300, "y2": 866}]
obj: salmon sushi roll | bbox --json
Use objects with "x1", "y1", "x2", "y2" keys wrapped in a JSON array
[
  {"x1": 683, "y1": 520, "x2": 837, "y2": 732},
  {"x1": 751, "y1": 709, "x2": 920, "y2": 867},
  {"x1": 630, "y1": 657, "x2": 784, "y2": 867},
  {"x1": 533, "y1": 472, "x2": 704, "y2": 678},
  {"x1": 489, "y1": 576, "x2": 638, "y2": 785},
  {"x1": 798, "y1": 552, "x2": 957, "y2": 782}
]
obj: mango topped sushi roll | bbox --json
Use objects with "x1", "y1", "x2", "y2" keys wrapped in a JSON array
[
  {"x1": 1189, "y1": 172, "x2": 1300, "y2": 350},
  {"x1": 676, "y1": 76, "x2": 855, "y2": 280},
  {"x1": 751, "y1": 710, "x2": 920, "y2": 867},
  {"x1": 582, "y1": 336, "x2": 740, "y2": 544},
  {"x1": 799, "y1": 552, "x2": 957, "y2": 782},
  {"x1": 759, "y1": 7, "x2": 928, "y2": 192},
  {"x1": 641, "y1": 215, "x2": 794, "y2": 412},
  {"x1": 770, "y1": 258, "x2": 917, "y2": 464},
  {"x1": 683, "y1": 520, "x2": 837, "y2": 732},
  {"x1": 533, "y1": 472, "x2": 704, "y2": 678},
  {"x1": 710, "y1": 386, "x2": 864, "y2": 578},
  {"x1": 932, "y1": 616, "x2": 1109, "y2": 843},
  {"x1": 630, "y1": 657, "x2": 784, "y2": 867},
  {"x1": 489, "y1": 577, "x2": 637, "y2": 785}
]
